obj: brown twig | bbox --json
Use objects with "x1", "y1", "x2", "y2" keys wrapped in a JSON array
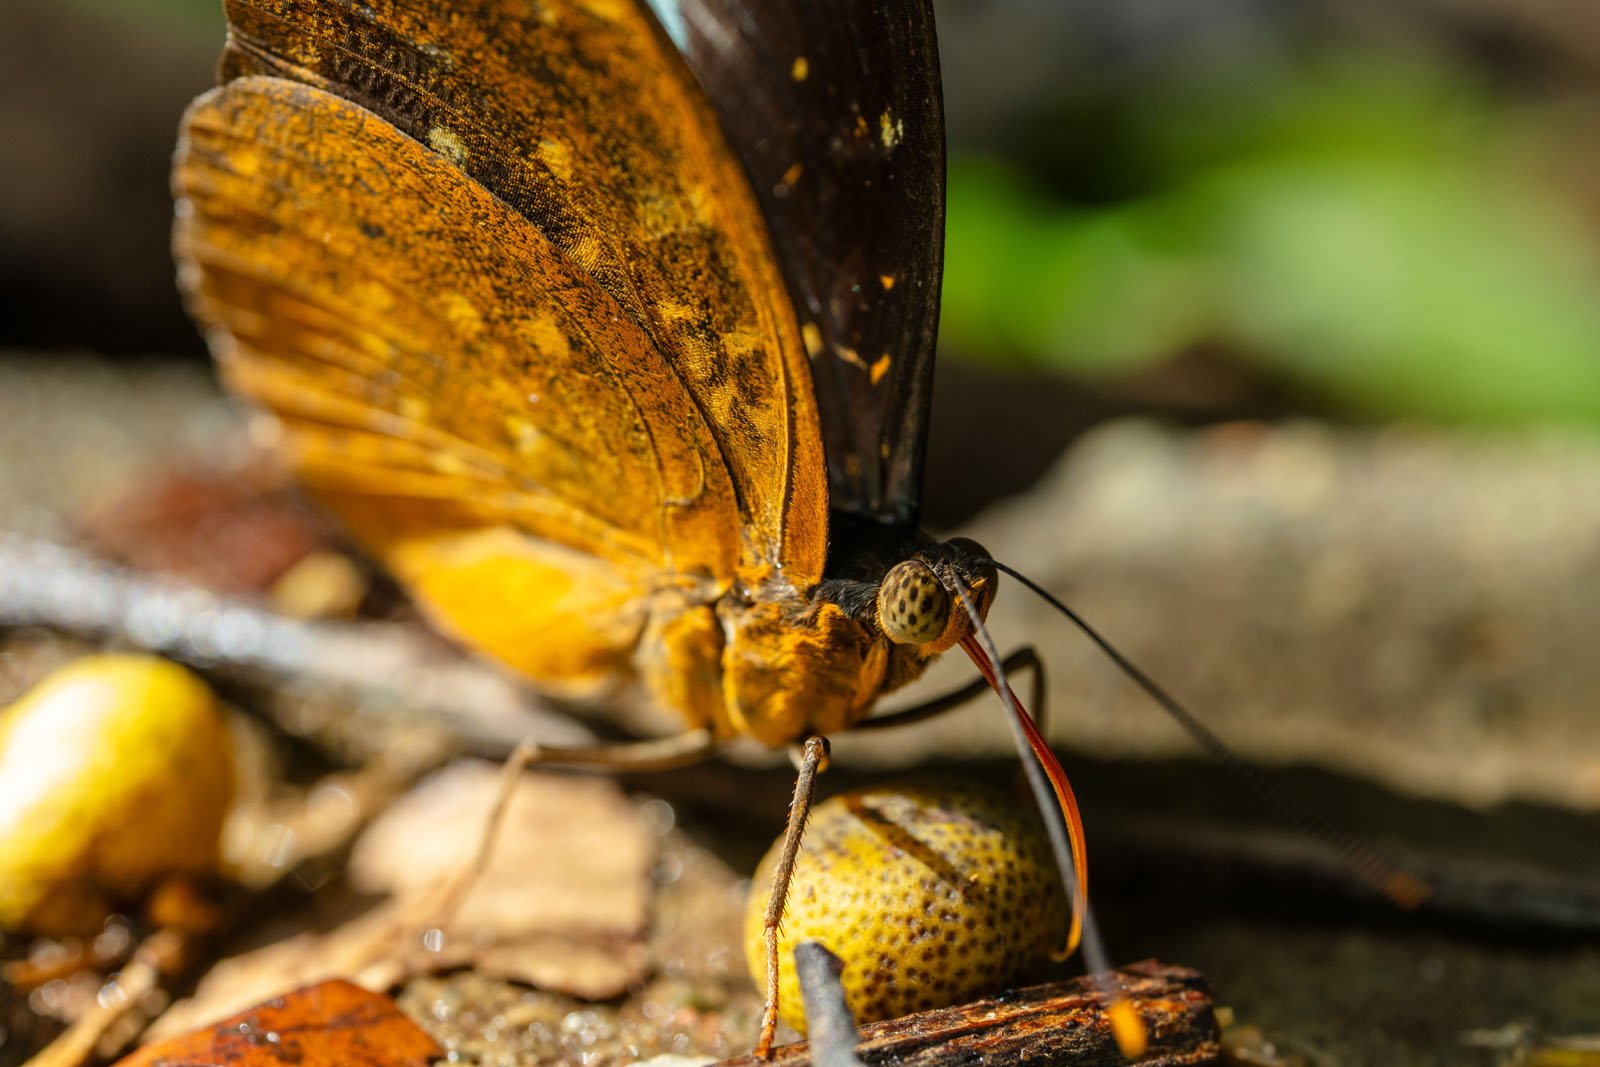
[
  {"x1": 20, "y1": 929, "x2": 190, "y2": 1067},
  {"x1": 0, "y1": 534, "x2": 595, "y2": 754},
  {"x1": 715, "y1": 961, "x2": 1220, "y2": 1067}
]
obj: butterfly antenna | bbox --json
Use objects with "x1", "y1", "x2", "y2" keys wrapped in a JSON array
[
  {"x1": 992, "y1": 560, "x2": 1431, "y2": 910},
  {"x1": 953, "y1": 587, "x2": 1148, "y2": 1058}
]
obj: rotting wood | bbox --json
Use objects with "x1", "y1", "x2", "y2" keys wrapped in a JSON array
[{"x1": 713, "y1": 961, "x2": 1220, "y2": 1067}]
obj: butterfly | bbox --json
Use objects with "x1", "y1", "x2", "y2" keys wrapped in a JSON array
[{"x1": 172, "y1": 0, "x2": 1106, "y2": 1052}]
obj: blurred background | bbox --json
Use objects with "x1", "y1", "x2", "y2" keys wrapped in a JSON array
[
  {"x1": 11, "y1": 1, "x2": 1600, "y2": 462},
  {"x1": 3, "y1": 1, "x2": 1600, "y2": 1064},
  {"x1": 8, "y1": 0, "x2": 1600, "y2": 514}
]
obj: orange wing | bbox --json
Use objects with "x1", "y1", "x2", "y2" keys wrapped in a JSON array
[
  {"x1": 201, "y1": 0, "x2": 826, "y2": 584},
  {"x1": 174, "y1": 1, "x2": 829, "y2": 693}
]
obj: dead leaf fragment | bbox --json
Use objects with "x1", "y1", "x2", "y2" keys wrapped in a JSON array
[
  {"x1": 114, "y1": 979, "x2": 441, "y2": 1067},
  {"x1": 349, "y1": 758, "x2": 653, "y2": 996},
  {"x1": 350, "y1": 758, "x2": 649, "y2": 934},
  {"x1": 148, "y1": 762, "x2": 651, "y2": 1039}
]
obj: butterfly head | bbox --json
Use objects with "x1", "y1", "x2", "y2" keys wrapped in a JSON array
[{"x1": 875, "y1": 537, "x2": 997, "y2": 655}]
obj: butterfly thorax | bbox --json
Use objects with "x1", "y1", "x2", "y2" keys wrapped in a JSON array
[{"x1": 703, "y1": 515, "x2": 997, "y2": 747}]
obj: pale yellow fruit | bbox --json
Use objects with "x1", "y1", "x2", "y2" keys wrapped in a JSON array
[
  {"x1": 745, "y1": 784, "x2": 1068, "y2": 1033},
  {"x1": 0, "y1": 655, "x2": 235, "y2": 935}
]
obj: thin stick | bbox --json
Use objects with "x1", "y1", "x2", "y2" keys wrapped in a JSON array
[
  {"x1": 794, "y1": 941, "x2": 864, "y2": 1067},
  {"x1": 0, "y1": 534, "x2": 595, "y2": 755},
  {"x1": 21, "y1": 929, "x2": 187, "y2": 1067}
]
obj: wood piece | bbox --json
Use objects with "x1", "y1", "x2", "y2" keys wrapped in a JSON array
[{"x1": 714, "y1": 962, "x2": 1219, "y2": 1067}]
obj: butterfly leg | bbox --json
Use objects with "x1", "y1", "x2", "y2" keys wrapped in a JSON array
[
  {"x1": 509, "y1": 728, "x2": 720, "y2": 772},
  {"x1": 851, "y1": 646, "x2": 1046, "y2": 733},
  {"x1": 755, "y1": 734, "x2": 831, "y2": 1059}
]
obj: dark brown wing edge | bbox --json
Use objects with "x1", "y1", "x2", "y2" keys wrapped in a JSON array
[{"x1": 653, "y1": 0, "x2": 945, "y2": 525}]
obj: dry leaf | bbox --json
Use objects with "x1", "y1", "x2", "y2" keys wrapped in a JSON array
[
  {"x1": 148, "y1": 762, "x2": 651, "y2": 1041},
  {"x1": 77, "y1": 466, "x2": 333, "y2": 598},
  {"x1": 348, "y1": 759, "x2": 653, "y2": 998},
  {"x1": 116, "y1": 979, "x2": 440, "y2": 1067},
  {"x1": 348, "y1": 759, "x2": 649, "y2": 936}
]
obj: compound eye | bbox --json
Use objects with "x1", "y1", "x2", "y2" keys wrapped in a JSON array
[{"x1": 877, "y1": 560, "x2": 951, "y2": 646}]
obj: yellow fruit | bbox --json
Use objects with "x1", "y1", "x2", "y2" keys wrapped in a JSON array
[
  {"x1": 0, "y1": 655, "x2": 236, "y2": 935},
  {"x1": 744, "y1": 784, "x2": 1069, "y2": 1032}
]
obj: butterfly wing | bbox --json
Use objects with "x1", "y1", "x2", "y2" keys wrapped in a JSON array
[
  {"x1": 188, "y1": 0, "x2": 827, "y2": 584},
  {"x1": 654, "y1": 0, "x2": 946, "y2": 525},
  {"x1": 176, "y1": 77, "x2": 718, "y2": 691},
  {"x1": 174, "y1": 1, "x2": 834, "y2": 695}
]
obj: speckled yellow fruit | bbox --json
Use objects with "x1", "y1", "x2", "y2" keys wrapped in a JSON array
[
  {"x1": 0, "y1": 655, "x2": 236, "y2": 936},
  {"x1": 744, "y1": 784, "x2": 1069, "y2": 1032}
]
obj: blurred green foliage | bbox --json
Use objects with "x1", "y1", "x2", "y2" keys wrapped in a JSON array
[
  {"x1": 943, "y1": 54, "x2": 1600, "y2": 424},
  {"x1": 67, "y1": 0, "x2": 222, "y2": 43},
  {"x1": 53, "y1": 0, "x2": 1600, "y2": 424}
]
